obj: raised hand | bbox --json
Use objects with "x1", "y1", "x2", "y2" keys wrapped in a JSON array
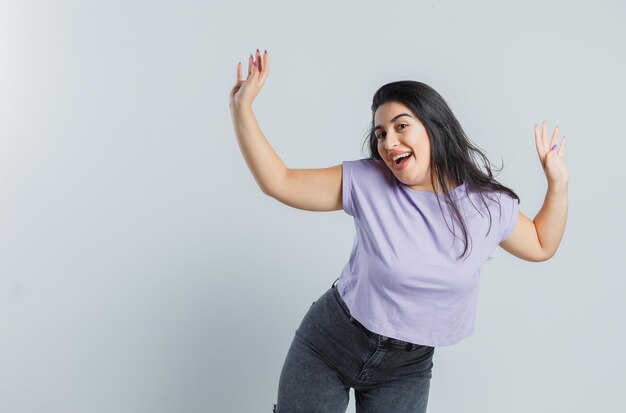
[
  {"x1": 535, "y1": 122, "x2": 568, "y2": 187},
  {"x1": 229, "y1": 49, "x2": 269, "y2": 110}
]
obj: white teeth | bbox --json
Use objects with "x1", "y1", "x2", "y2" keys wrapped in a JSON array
[{"x1": 392, "y1": 152, "x2": 411, "y2": 161}]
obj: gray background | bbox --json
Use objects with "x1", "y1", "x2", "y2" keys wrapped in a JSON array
[{"x1": 1, "y1": 0, "x2": 624, "y2": 412}]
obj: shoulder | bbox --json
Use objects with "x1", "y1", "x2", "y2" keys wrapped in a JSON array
[
  {"x1": 491, "y1": 190, "x2": 520, "y2": 232},
  {"x1": 467, "y1": 187, "x2": 518, "y2": 206},
  {"x1": 343, "y1": 158, "x2": 390, "y2": 182},
  {"x1": 343, "y1": 158, "x2": 384, "y2": 171},
  {"x1": 462, "y1": 186, "x2": 519, "y2": 220},
  {"x1": 495, "y1": 190, "x2": 520, "y2": 208}
]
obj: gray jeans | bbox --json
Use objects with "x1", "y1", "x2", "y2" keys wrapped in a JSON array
[{"x1": 273, "y1": 278, "x2": 435, "y2": 412}]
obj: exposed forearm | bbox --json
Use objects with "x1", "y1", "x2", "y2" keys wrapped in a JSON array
[
  {"x1": 229, "y1": 104, "x2": 287, "y2": 195},
  {"x1": 534, "y1": 183, "x2": 568, "y2": 259}
]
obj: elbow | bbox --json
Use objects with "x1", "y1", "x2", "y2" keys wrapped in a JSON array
[
  {"x1": 261, "y1": 185, "x2": 276, "y2": 199},
  {"x1": 538, "y1": 248, "x2": 555, "y2": 262},
  {"x1": 260, "y1": 184, "x2": 270, "y2": 196},
  {"x1": 260, "y1": 170, "x2": 289, "y2": 200}
]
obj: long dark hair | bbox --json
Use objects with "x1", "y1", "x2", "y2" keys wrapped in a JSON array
[{"x1": 362, "y1": 80, "x2": 520, "y2": 261}]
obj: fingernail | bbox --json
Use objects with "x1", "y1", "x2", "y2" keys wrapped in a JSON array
[{"x1": 551, "y1": 144, "x2": 557, "y2": 151}]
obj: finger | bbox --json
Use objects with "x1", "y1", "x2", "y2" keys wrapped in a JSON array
[
  {"x1": 558, "y1": 136, "x2": 566, "y2": 158},
  {"x1": 256, "y1": 48, "x2": 262, "y2": 72},
  {"x1": 247, "y1": 54, "x2": 253, "y2": 78},
  {"x1": 237, "y1": 61, "x2": 242, "y2": 83},
  {"x1": 259, "y1": 49, "x2": 269, "y2": 81},
  {"x1": 549, "y1": 125, "x2": 559, "y2": 150},
  {"x1": 542, "y1": 121, "x2": 548, "y2": 151},
  {"x1": 534, "y1": 124, "x2": 544, "y2": 161},
  {"x1": 250, "y1": 52, "x2": 258, "y2": 79},
  {"x1": 535, "y1": 123, "x2": 546, "y2": 152}
]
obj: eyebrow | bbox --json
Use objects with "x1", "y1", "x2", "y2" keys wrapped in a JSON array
[{"x1": 374, "y1": 113, "x2": 413, "y2": 131}]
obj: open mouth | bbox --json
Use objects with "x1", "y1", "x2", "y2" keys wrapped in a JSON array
[{"x1": 393, "y1": 153, "x2": 412, "y2": 169}]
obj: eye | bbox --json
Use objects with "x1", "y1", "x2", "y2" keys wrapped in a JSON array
[{"x1": 376, "y1": 124, "x2": 408, "y2": 140}]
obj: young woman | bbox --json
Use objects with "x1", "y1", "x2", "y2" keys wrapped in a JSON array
[{"x1": 229, "y1": 49, "x2": 569, "y2": 413}]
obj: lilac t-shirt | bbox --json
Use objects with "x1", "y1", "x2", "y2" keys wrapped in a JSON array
[{"x1": 337, "y1": 158, "x2": 519, "y2": 347}]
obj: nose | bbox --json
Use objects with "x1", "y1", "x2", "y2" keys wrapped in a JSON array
[{"x1": 383, "y1": 132, "x2": 400, "y2": 149}]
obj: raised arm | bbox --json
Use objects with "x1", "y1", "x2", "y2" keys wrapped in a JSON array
[
  {"x1": 229, "y1": 49, "x2": 286, "y2": 195},
  {"x1": 499, "y1": 122, "x2": 568, "y2": 261},
  {"x1": 228, "y1": 49, "x2": 343, "y2": 212},
  {"x1": 532, "y1": 122, "x2": 569, "y2": 259}
]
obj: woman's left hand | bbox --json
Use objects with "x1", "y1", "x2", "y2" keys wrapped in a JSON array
[{"x1": 535, "y1": 122, "x2": 568, "y2": 188}]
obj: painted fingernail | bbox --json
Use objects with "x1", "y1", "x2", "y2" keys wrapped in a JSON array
[{"x1": 551, "y1": 144, "x2": 557, "y2": 151}]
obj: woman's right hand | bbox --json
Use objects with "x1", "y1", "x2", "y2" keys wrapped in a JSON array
[{"x1": 229, "y1": 49, "x2": 269, "y2": 110}]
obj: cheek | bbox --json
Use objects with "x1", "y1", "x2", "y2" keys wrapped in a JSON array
[
  {"x1": 377, "y1": 143, "x2": 385, "y2": 159},
  {"x1": 416, "y1": 140, "x2": 430, "y2": 158}
]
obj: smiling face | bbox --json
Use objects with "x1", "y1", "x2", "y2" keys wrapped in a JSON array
[{"x1": 374, "y1": 101, "x2": 438, "y2": 192}]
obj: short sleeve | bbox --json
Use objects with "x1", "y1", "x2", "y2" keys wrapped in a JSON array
[
  {"x1": 341, "y1": 160, "x2": 355, "y2": 217},
  {"x1": 341, "y1": 158, "x2": 388, "y2": 218},
  {"x1": 500, "y1": 193, "x2": 520, "y2": 243}
]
